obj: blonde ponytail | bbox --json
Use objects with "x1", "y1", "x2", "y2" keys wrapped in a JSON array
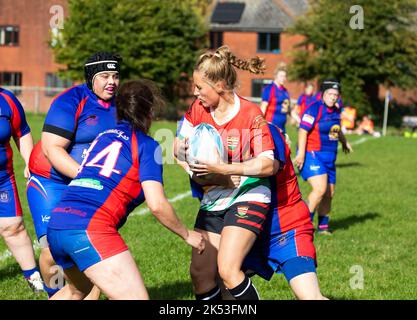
[{"x1": 195, "y1": 46, "x2": 266, "y2": 90}]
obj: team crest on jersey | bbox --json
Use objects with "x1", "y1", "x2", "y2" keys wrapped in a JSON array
[
  {"x1": 329, "y1": 125, "x2": 341, "y2": 141},
  {"x1": 278, "y1": 234, "x2": 288, "y2": 246},
  {"x1": 227, "y1": 136, "x2": 239, "y2": 150},
  {"x1": 236, "y1": 206, "x2": 249, "y2": 218},
  {"x1": 253, "y1": 115, "x2": 267, "y2": 129},
  {"x1": 86, "y1": 115, "x2": 98, "y2": 126},
  {"x1": 0, "y1": 191, "x2": 9, "y2": 203},
  {"x1": 281, "y1": 99, "x2": 290, "y2": 113}
]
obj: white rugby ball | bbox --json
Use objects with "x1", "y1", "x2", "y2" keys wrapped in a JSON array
[{"x1": 188, "y1": 123, "x2": 224, "y2": 165}]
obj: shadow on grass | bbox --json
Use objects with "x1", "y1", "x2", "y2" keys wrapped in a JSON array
[
  {"x1": 147, "y1": 280, "x2": 193, "y2": 300},
  {"x1": 336, "y1": 162, "x2": 363, "y2": 169},
  {"x1": 332, "y1": 212, "x2": 381, "y2": 231}
]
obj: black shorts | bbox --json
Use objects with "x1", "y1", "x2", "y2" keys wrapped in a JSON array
[{"x1": 194, "y1": 201, "x2": 269, "y2": 235}]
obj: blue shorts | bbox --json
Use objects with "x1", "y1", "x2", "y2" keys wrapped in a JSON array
[
  {"x1": 300, "y1": 151, "x2": 337, "y2": 184},
  {"x1": 47, "y1": 228, "x2": 128, "y2": 272},
  {"x1": 26, "y1": 174, "x2": 67, "y2": 240},
  {"x1": 243, "y1": 224, "x2": 316, "y2": 282},
  {"x1": 0, "y1": 174, "x2": 22, "y2": 217}
]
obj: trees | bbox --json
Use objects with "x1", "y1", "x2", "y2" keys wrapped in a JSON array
[
  {"x1": 52, "y1": 0, "x2": 208, "y2": 117},
  {"x1": 288, "y1": 0, "x2": 417, "y2": 114}
]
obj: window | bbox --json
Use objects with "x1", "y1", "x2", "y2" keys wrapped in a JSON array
[
  {"x1": 0, "y1": 72, "x2": 22, "y2": 95},
  {"x1": 210, "y1": 32, "x2": 223, "y2": 49},
  {"x1": 0, "y1": 26, "x2": 19, "y2": 46},
  {"x1": 251, "y1": 79, "x2": 273, "y2": 98},
  {"x1": 257, "y1": 33, "x2": 280, "y2": 53},
  {"x1": 45, "y1": 73, "x2": 73, "y2": 96}
]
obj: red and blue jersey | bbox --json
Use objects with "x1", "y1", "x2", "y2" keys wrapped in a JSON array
[
  {"x1": 29, "y1": 84, "x2": 117, "y2": 183},
  {"x1": 0, "y1": 88, "x2": 30, "y2": 180},
  {"x1": 296, "y1": 93, "x2": 315, "y2": 116},
  {"x1": 48, "y1": 121, "x2": 163, "y2": 231},
  {"x1": 300, "y1": 100, "x2": 341, "y2": 153},
  {"x1": 266, "y1": 124, "x2": 310, "y2": 235},
  {"x1": 262, "y1": 83, "x2": 291, "y2": 133}
]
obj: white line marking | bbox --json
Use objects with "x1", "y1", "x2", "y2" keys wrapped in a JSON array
[
  {"x1": 338, "y1": 136, "x2": 371, "y2": 150},
  {"x1": 130, "y1": 191, "x2": 192, "y2": 217}
]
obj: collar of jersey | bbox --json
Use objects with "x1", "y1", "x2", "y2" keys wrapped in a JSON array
[
  {"x1": 210, "y1": 92, "x2": 240, "y2": 126},
  {"x1": 84, "y1": 84, "x2": 115, "y2": 109}
]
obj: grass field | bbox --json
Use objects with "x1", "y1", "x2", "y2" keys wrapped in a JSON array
[{"x1": 0, "y1": 113, "x2": 416, "y2": 300}]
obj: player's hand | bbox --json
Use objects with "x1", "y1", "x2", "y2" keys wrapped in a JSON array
[
  {"x1": 343, "y1": 142, "x2": 353, "y2": 154},
  {"x1": 185, "y1": 230, "x2": 205, "y2": 254},
  {"x1": 189, "y1": 162, "x2": 227, "y2": 176},
  {"x1": 175, "y1": 138, "x2": 189, "y2": 162},
  {"x1": 293, "y1": 154, "x2": 305, "y2": 170}
]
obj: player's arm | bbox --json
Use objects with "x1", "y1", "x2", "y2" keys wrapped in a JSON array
[
  {"x1": 259, "y1": 85, "x2": 271, "y2": 115},
  {"x1": 294, "y1": 128, "x2": 308, "y2": 170},
  {"x1": 14, "y1": 133, "x2": 34, "y2": 179},
  {"x1": 41, "y1": 132, "x2": 80, "y2": 178},
  {"x1": 189, "y1": 152, "x2": 277, "y2": 178},
  {"x1": 142, "y1": 182, "x2": 205, "y2": 253},
  {"x1": 290, "y1": 103, "x2": 301, "y2": 124},
  {"x1": 295, "y1": 106, "x2": 317, "y2": 170},
  {"x1": 7, "y1": 91, "x2": 33, "y2": 178},
  {"x1": 174, "y1": 137, "x2": 237, "y2": 187},
  {"x1": 259, "y1": 101, "x2": 268, "y2": 115},
  {"x1": 338, "y1": 130, "x2": 353, "y2": 154}
]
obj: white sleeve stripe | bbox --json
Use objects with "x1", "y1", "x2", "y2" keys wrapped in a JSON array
[{"x1": 257, "y1": 150, "x2": 275, "y2": 161}]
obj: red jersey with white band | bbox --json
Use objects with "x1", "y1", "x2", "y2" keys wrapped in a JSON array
[{"x1": 178, "y1": 94, "x2": 275, "y2": 212}]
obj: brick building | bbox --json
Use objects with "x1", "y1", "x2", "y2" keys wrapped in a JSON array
[
  {"x1": 0, "y1": 0, "x2": 69, "y2": 112},
  {"x1": 209, "y1": 0, "x2": 310, "y2": 103},
  {"x1": 208, "y1": 0, "x2": 417, "y2": 107},
  {"x1": 1, "y1": 0, "x2": 416, "y2": 114}
]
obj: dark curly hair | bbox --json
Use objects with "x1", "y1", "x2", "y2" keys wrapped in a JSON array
[{"x1": 115, "y1": 80, "x2": 165, "y2": 133}]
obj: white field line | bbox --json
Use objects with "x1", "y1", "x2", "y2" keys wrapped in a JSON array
[
  {"x1": 338, "y1": 136, "x2": 371, "y2": 150},
  {"x1": 1, "y1": 137, "x2": 373, "y2": 262},
  {"x1": 130, "y1": 190, "x2": 192, "y2": 217}
]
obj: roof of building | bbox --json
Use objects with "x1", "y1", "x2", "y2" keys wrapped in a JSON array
[{"x1": 210, "y1": 0, "x2": 309, "y2": 33}]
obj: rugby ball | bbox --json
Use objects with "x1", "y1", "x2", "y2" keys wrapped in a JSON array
[{"x1": 188, "y1": 123, "x2": 224, "y2": 165}]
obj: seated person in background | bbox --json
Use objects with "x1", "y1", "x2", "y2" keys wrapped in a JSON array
[
  {"x1": 341, "y1": 106, "x2": 357, "y2": 134},
  {"x1": 355, "y1": 115, "x2": 380, "y2": 137}
]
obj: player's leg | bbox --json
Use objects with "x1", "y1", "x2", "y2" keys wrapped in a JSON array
[
  {"x1": 0, "y1": 177, "x2": 43, "y2": 293},
  {"x1": 289, "y1": 271, "x2": 327, "y2": 300},
  {"x1": 306, "y1": 174, "x2": 328, "y2": 222},
  {"x1": 217, "y1": 226, "x2": 258, "y2": 299},
  {"x1": 317, "y1": 183, "x2": 335, "y2": 234},
  {"x1": 272, "y1": 217, "x2": 326, "y2": 299},
  {"x1": 190, "y1": 229, "x2": 221, "y2": 300},
  {"x1": 0, "y1": 216, "x2": 44, "y2": 293},
  {"x1": 190, "y1": 209, "x2": 223, "y2": 300},
  {"x1": 317, "y1": 157, "x2": 336, "y2": 234},
  {"x1": 82, "y1": 250, "x2": 148, "y2": 300},
  {"x1": 27, "y1": 175, "x2": 65, "y2": 296},
  {"x1": 300, "y1": 152, "x2": 328, "y2": 222},
  {"x1": 50, "y1": 267, "x2": 93, "y2": 300},
  {"x1": 217, "y1": 202, "x2": 268, "y2": 300}
]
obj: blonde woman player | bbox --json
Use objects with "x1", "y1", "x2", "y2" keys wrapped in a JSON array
[{"x1": 175, "y1": 46, "x2": 278, "y2": 300}]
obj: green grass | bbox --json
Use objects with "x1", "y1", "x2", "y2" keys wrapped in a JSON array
[{"x1": 0, "y1": 114, "x2": 416, "y2": 300}]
